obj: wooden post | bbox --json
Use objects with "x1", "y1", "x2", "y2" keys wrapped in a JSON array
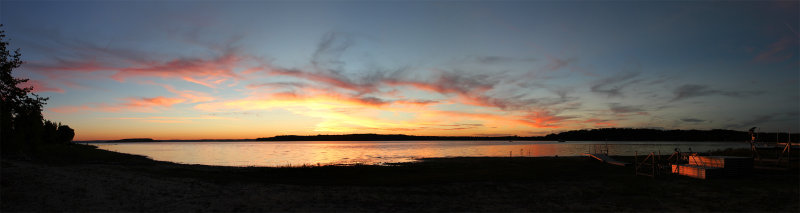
[
  {"x1": 651, "y1": 152, "x2": 656, "y2": 178},
  {"x1": 634, "y1": 151, "x2": 638, "y2": 175},
  {"x1": 777, "y1": 138, "x2": 791, "y2": 166},
  {"x1": 787, "y1": 131, "x2": 791, "y2": 163}
]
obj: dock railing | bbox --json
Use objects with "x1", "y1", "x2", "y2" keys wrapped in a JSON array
[
  {"x1": 635, "y1": 150, "x2": 681, "y2": 178},
  {"x1": 592, "y1": 143, "x2": 609, "y2": 156},
  {"x1": 635, "y1": 152, "x2": 656, "y2": 177}
]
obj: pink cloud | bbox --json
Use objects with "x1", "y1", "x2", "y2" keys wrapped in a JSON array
[
  {"x1": 433, "y1": 110, "x2": 568, "y2": 129},
  {"x1": 393, "y1": 99, "x2": 440, "y2": 107},
  {"x1": 27, "y1": 49, "x2": 251, "y2": 89},
  {"x1": 267, "y1": 68, "x2": 378, "y2": 93},
  {"x1": 19, "y1": 80, "x2": 64, "y2": 93},
  {"x1": 753, "y1": 36, "x2": 798, "y2": 63},
  {"x1": 140, "y1": 81, "x2": 216, "y2": 103},
  {"x1": 113, "y1": 51, "x2": 244, "y2": 86},
  {"x1": 265, "y1": 88, "x2": 391, "y2": 107},
  {"x1": 381, "y1": 73, "x2": 513, "y2": 109},
  {"x1": 49, "y1": 105, "x2": 91, "y2": 114},
  {"x1": 110, "y1": 116, "x2": 230, "y2": 123},
  {"x1": 386, "y1": 79, "x2": 528, "y2": 110},
  {"x1": 50, "y1": 96, "x2": 185, "y2": 114},
  {"x1": 517, "y1": 111, "x2": 574, "y2": 128},
  {"x1": 122, "y1": 96, "x2": 184, "y2": 108}
]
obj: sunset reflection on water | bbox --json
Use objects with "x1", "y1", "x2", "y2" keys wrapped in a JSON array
[{"x1": 94, "y1": 141, "x2": 748, "y2": 167}]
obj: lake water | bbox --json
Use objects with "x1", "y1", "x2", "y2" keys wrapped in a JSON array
[{"x1": 93, "y1": 141, "x2": 749, "y2": 167}]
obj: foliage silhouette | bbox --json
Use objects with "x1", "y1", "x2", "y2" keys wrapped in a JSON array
[
  {"x1": 0, "y1": 25, "x2": 74, "y2": 155},
  {"x1": 256, "y1": 128, "x2": 797, "y2": 142},
  {"x1": 542, "y1": 128, "x2": 797, "y2": 142}
]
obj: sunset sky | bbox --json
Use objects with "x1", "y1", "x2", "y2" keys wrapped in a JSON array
[{"x1": 2, "y1": 1, "x2": 798, "y2": 140}]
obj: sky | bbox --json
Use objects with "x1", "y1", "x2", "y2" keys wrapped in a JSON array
[{"x1": 1, "y1": 1, "x2": 798, "y2": 140}]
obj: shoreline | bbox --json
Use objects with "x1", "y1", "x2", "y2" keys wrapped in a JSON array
[
  {"x1": 2, "y1": 144, "x2": 798, "y2": 212},
  {"x1": 77, "y1": 139, "x2": 758, "y2": 143}
]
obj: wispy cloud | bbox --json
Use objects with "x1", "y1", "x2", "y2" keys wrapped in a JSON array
[
  {"x1": 109, "y1": 116, "x2": 232, "y2": 124},
  {"x1": 581, "y1": 118, "x2": 618, "y2": 127},
  {"x1": 724, "y1": 114, "x2": 775, "y2": 129},
  {"x1": 608, "y1": 103, "x2": 648, "y2": 115},
  {"x1": 24, "y1": 36, "x2": 251, "y2": 89},
  {"x1": 50, "y1": 96, "x2": 185, "y2": 113},
  {"x1": 544, "y1": 56, "x2": 577, "y2": 71},
  {"x1": 681, "y1": 118, "x2": 705, "y2": 123},
  {"x1": 724, "y1": 111, "x2": 798, "y2": 130},
  {"x1": 590, "y1": 71, "x2": 641, "y2": 98},
  {"x1": 671, "y1": 84, "x2": 763, "y2": 102},
  {"x1": 467, "y1": 55, "x2": 537, "y2": 64},
  {"x1": 266, "y1": 68, "x2": 380, "y2": 94},
  {"x1": 20, "y1": 79, "x2": 64, "y2": 93},
  {"x1": 311, "y1": 32, "x2": 354, "y2": 73},
  {"x1": 113, "y1": 49, "x2": 244, "y2": 86},
  {"x1": 753, "y1": 35, "x2": 798, "y2": 63},
  {"x1": 160, "y1": 84, "x2": 215, "y2": 103}
]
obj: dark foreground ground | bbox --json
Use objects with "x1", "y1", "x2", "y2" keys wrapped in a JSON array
[{"x1": 1, "y1": 144, "x2": 798, "y2": 212}]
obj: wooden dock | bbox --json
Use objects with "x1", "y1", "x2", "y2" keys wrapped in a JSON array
[{"x1": 583, "y1": 153, "x2": 630, "y2": 166}]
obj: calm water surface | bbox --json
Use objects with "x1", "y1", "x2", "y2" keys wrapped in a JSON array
[{"x1": 93, "y1": 141, "x2": 749, "y2": 167}]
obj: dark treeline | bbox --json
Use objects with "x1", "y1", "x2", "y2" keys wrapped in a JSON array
[
  {"x1": 98, "y1": 138, "x2": 254, "y2": 143},
  {"x1": 257, "y1": 134, "x2": 531, "y2": 141},
  {"x1": 115, "y1": 138, "x2": 158, "y2": 142},
  {"x1": 541, "y1": 128, "x2": 798, "y2": 142},
  {"x1": 1, "y1": 26, "x2": 74, "y2": 156},
  {"x1": 257, "y1": 128, "x2": 799, "y2": 142}
]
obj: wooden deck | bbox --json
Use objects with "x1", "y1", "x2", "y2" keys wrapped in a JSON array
[{"x1": 583, "y1": 153, "x2": 630, "y2": 166}]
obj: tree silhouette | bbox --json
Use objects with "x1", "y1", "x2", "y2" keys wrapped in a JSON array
[{"x1": 1, "y1": 25, "x2": 73, "y2": 155}]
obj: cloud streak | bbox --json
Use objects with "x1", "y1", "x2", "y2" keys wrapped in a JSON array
[
  {"x1": 609, "y1": 103, "x2": 648, "y2": 115},
  {"x1": 51, "y1": 96, "x2": 185, "y2": 113},
  {"x1": 20, "y1": 80, "x2": 64, "y2": 93},
  {"x1": 753, "y1": 36, "x2": 798, "y2": 63},
  {"x1": 25, "y1": 38, "x2": 252, "y2": 89},
  {"x1": 590, "y1": 71, "x2": 640, "y2": 98},
  {"x1": 671, "y1": 84, "x2": 763, "y2": 102}
]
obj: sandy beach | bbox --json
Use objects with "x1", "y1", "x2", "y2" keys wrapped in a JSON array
[{"x1": 1, "y1": 144, "x2": 797, "y2": 212}]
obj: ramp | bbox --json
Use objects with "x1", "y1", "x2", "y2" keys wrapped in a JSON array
[{"x1": 583, "y1": 153, "x2": 630, "y2": 166}]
